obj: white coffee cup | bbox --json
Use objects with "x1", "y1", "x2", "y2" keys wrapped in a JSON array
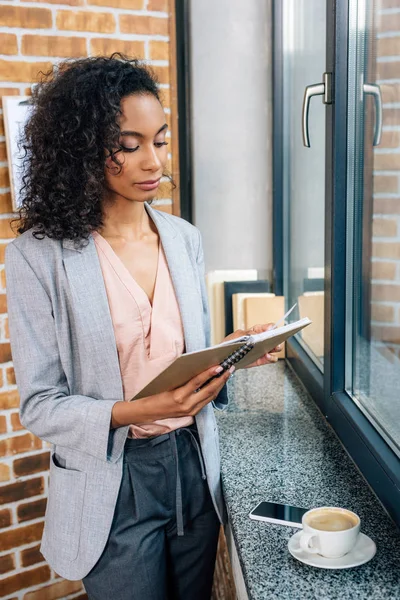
[{"x1": 299, "y1": 507, "x2": 360, "y2": 559}]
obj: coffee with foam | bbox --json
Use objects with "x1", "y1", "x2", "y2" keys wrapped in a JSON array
[{"x1": 306, "y1": 508, "x2": 358, "y2": 532}]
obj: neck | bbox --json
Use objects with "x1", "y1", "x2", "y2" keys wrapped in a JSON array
[{"x1": 100, "y1": 197, "x2": 155, "y2": 242}]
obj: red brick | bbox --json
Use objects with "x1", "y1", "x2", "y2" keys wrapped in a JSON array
[
  {"x1": 374, "y1": 197, "x2": 400, "y2": 214},
  {"x1": 377, "y1": 36, "x2": 400, "y2": 57},
  {"x1": 0, "y1": 433, "x2": 42, "y2": 457},
  {"x1": 149, "y1": 41, "x2": 169, "y2": 61},
  {"x1": 0, "y1": 6, "x2": 52, "y2": 29},
  {"x1": 0, "y1": 390, "x2": 19, "y2": 410},
  {"x1": 381, "y1": 83, "x2": 400, "y2": 104},
  {"x1": 0, "y1": 522, "x2": 44, "y2": 553},
  {"x1": 371, "y1": 303, "x2": 394, "y2": 322},
  {"x1": 0, "y1": 462, "x2": 11, "y2": 482},
  {"x1": 371, "y1": 283, "x2": 400, "y2": 302},
  {"x1": 149, "y1": 65, "x2": 169, "y2": 84},
  {"x1": 158, "y1": 87, "x2": 170, "y2": 107},
  {"x1": 382, "y1": 109, "x2": 400, "y2": 128},
  {"x1": 148, "y1": 0, "x2": 168, "y2": 10},
  {"x1": 0, "y1": 243, "x2": 9, "y2": 263},
  {"x1": 380, "y1": 12, "x2": 400, "y2": 33},
  {"x1": 88, "y1": 0, "x2": 142, "y2": 6},
  {"x1": 4, "y1": 315, "x2": 9, "y2": 338},
  {"x1": 0, "y1": 141, "x2": 8, "y2": 161},
  {"x1": 0, "y1": 476, "x2": 44, "y2": 505},
  {"x1": 374, "y1": 152, "x2": 400, "y2": 171},
  {"x1": 25, "y1": 0, "x2": 83, "y2": 4},
  {"x1": 24, "y1": 579, "x2": 84, "y2": 600},
  {"x1": 0, "y1": 295, "x2": 8, "y2": 314},
  {"x1": 119, "y1": 14, "x2": 169, "y2": 36},
  {"x1": 0, "y1": 414, "x2": 7, "y2": 434},
  {"x1": 0, "y1": 218, "x2": 16, "y2": 238},
  {"x1": 0, "y1": 507, "x2": 12, "y2": 528},
  {"x1": 20, "y1": 544, "x2": 44, "y2": 568},
  {"x1": 6, "y1": 366, "x2": 16, "y2": 385},
  {"x1": 377, "y1": 61, "x2": 400, "y2": 81},
  {"x1": 0, "y1": 552, "x2": 15, "y2": 575},
  {"x1": 0, "y1": 88, "x2": 20, "y2": 100},
  {"x1": 17, "y1": 498, "x2": 47, "y2": 523},
  {"x1": 22, "y1": 35, "x2": 87, "y2": 58},
  {"x1": 371, "y1": 261, "x2": 396, "y2": 280},
  {"x1": 0, "y1": 166, "x2": 10, "y2": 188},
  {"x1": 373, "y1": 176, "x2": 399, "y2": 195},
  {"x1": 379, "y1": 130, "x2": 400, "y2": 149},
  {"x1": 14, "y1": 451, "x2": 50, "y2": 477},
  {"x1": 1, "y1": 565, "x2": 50, "y2": 597},
  {"x1": 90, "y1": 38, "x2": 144, "y2": 57},
  {"x1": 372, "y1": 217, "x2": 398, "y2": 237},
  {"x1": 0, "y1": 34, "x2": 18, "y2": 55},
  {"x1": 11, "y1": 411, "x2": 23, "y2": 431},
  {"x1": 373, "y1": 242, "x2": 400, "y2": 259},
  {"x1": 0, "y1": 59, "x2": 53, "y2": 83},
  {"x1": 372, "y1": 325, "x2": 400, "y2": 344},
  {"x1": 56, "y1": 10, "x2": 116, "y2": 33}
]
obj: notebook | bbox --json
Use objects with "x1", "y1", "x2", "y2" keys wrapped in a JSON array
[{"x1": 131, "y1": 317, "x2": 312, "y2": 400}]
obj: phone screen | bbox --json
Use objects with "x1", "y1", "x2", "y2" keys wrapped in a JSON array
[{"x1": 250, "y1": 501, "x2": 308, "y2": 523}]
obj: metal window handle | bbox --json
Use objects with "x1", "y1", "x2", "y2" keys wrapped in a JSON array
[
  {"x1": 363, "y1": 83, "x2": 382, "y2": 146},
  {"x1": 302, "y1": 73, "x2": 332, "y2": 148}
]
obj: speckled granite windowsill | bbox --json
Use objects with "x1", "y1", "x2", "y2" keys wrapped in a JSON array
[{"x1": 216, "y1": 362, "x2": 400, "y2": 600}]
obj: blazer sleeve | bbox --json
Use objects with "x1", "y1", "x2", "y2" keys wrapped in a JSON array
[
  {"x1": 195, "y1": 229, "x2": 229, "y2": 411},
  {"x1": 6, "y1": 242, "x2": 125, "y2": 463}
]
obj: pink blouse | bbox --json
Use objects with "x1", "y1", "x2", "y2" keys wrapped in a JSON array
[{"x1": 93, "y1": 231, "x2": 194, "y2": 438}]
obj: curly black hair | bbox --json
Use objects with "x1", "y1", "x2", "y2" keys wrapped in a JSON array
[{"x1": 16, "y1": 54, "x2": 163, "y2": 241}]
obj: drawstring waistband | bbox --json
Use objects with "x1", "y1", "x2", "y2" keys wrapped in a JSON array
[
  {"x1": 124, "y1": 426, "x2": 207, "y2": 537},
  {"x1": 170, "y1": 427, "x2": 207, "y2": 536}
]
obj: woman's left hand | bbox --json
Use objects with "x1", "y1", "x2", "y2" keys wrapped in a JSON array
[{"x1": 222, "y1": 323, "x2": 282, "y2": 367}]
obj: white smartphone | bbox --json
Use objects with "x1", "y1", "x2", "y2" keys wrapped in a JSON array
[{"x1": 249, "y1": 501, "x2": 308, "y2": 528}]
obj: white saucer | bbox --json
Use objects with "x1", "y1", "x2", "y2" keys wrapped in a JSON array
[{"x1": 288, "y1": 531, "x2": 376, "y2": 569}]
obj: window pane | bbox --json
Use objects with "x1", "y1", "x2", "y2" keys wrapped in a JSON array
[
  {"x1": 347, "y1": 0, "x2": 400, "y2": 455},
  {"x1": 282, "y1": 0, "x2": 326, "y2": 368}
]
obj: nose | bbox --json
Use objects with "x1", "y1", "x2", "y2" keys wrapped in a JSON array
[{"x1": 141, "y1": 143, "x2": 162, "y2": 172}]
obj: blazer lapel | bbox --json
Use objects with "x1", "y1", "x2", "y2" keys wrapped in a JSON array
[
  {"x1": 146, "y1": 204, "x2": 205, "y2": 353},
  {"x1": 62, "y1": 236, "x2": 123, "y2": 400}
]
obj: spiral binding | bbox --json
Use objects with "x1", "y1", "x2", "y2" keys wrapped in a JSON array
[{"x1": 219, "y1": 341, "x2": 255, "y2": 371}]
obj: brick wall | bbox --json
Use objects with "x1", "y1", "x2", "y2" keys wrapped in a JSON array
[
  {"x1": 0, "y1": 1, "x2": 179, "y2": 598},
  {"x1": 372, "y1": 0, "x2": 400, "y2": 361}
]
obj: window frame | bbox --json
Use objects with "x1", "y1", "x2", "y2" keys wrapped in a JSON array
[{"x1": 273, "y1": 0, "x2": 400, "y2": 526}]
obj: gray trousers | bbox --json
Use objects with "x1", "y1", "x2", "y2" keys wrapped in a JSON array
[{"x1": 83, "y1": 426, "x2": 220, "y2": 600}]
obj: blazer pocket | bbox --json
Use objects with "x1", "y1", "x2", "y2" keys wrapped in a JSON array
[{"x1": 43, "y1": 454, "x2": 87, "y2": 562}]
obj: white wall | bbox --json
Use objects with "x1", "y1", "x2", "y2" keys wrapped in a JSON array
[{"x1": 189, "y1": 0, "x2": 273, "y2": 275}]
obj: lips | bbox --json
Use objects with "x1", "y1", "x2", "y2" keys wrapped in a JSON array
[{"x1": 134, "y1": 178, "x2": 161, "y2": 191}]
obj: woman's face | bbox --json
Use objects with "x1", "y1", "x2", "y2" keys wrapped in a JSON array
[{"x1": 104, "y1": 93, "x2": 169, "y2": 203}]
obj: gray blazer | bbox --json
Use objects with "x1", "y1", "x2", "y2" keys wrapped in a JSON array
[{"x1": 6, "y1": 203, "x2": 228, "y2": 581}]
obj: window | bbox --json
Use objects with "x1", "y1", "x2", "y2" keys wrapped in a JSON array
[{"x1": 346, "y1": 0, "x2": 400, "y2": 456}]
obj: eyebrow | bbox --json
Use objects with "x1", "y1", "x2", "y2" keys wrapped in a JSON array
[{"x1": 120, "y1": 123, "x2": 168, "y2": 138}]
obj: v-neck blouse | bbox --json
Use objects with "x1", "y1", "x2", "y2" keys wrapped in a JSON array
[{"x1": 93, "y1": 231, "x2": 194, "y2": 438}]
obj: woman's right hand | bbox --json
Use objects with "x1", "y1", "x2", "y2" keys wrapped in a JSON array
[{"x1": 111, "y1": 365, "x2": 233, "y2": 429}]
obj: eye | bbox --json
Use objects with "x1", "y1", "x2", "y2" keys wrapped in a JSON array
[
  {"x1": 155, "y1": 141, "x2": 168, "y2": 148},
  {"x1": 119, "y1": 144, "x2": 139, "y2": 153}
]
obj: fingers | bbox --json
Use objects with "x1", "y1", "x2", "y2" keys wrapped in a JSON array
[
  {"x1": 185, "y1": 364, "x2": 226, "y2": 395},
  {"x1": 247, "y1": 323, "x2": 275, "y2": 335}
]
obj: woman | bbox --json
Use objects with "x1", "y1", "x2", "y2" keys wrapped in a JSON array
[{"x1": 6, "y1": 55, "x2": 280, "y2": 600}]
